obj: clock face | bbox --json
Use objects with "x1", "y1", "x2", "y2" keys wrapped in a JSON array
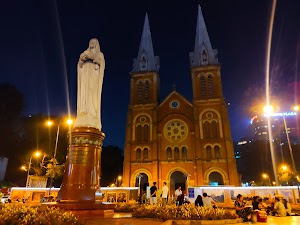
[
  {"x1": 170, "y1": 100, "x2": 179, "y2": 108},
  {"x1": 164, "y1": 119, "x2": 188, "y2": 142}
]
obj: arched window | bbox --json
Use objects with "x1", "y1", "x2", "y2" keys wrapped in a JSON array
[
  {"x1": 144, "y1": 81, "x2": 149, "y2": 100},
  {"x1": 182, "y1": 147, "x2": 187, "y2": 160},
  {"x1": 211, "y1": 121, "x2": 218, "y2": 138},
  {"x1": 203, "y1": 121, "x2": 210, "y2": 139},
  {"x1": 143, "y1": 148, "x2": 148, "y2": 160},
  {"x1": 136, "y1": 125, "x2": 142, "y2": 141},
  {"x1": 143, "y1": 124, "x2": 149, "y2": 141},
  {"x1": 140, "y1": 56, "x2": 147, "y2": 71},
  {"x1": 136, "y1": 148, "x2": 141, "y2": 161},
  {"x1": 202, "y1": 50, "x2": 208, "y2": 64},
  {"x1": 174, "y1": 147, "x2": 180, "y2": 160},
  {"x1": 200, "y1": 76, "x2": 206, "y2": 98},
  {"x1": 208, "y1": 75, "x2": 213, "y2": 97},
  {"x1": 138, "y1": 81, "x2": 143, "y2": 103},
  {"x1": 206, "y1": 146, "x2": 212, "y2": 160},
  {"x1": 167, "y1": 147, "x2": 172, "y2": 160},
  {"x1": 214, "y1": 146, "x2": 220, "y2": 159}
]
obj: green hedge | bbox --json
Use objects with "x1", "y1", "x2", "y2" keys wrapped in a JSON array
[{"x1": 0, "y1": 204, "x2": 85, "y2": 225}]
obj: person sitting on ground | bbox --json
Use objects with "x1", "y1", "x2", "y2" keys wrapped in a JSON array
[
  {"x1": 175, "y1": 186, "x2": 183, "y2": 206},
  {"x1": 264, "y1": 197, "x2": 273, "y2": 215},
  {"x1": 202, "y1": 193, "x2": 216, "y2": 207},
  {"x1": 252, "y1": 196, "x2": 259, "y2": 210},
  {"x1": 194, "y1": 195, "x2": 203, "y2": 207},
  {"x1": 273, "y1": 197, "x2": 286, "y2": 217},
  {"x1": 234, "y1": 194, "x2": 253, "y2": 222},
  {"x1": 282, "y1": 199, "x2": 291, "y2": 216},
  {"x1": 258, "y1": 198, "x2": 265, "y2": 210}
]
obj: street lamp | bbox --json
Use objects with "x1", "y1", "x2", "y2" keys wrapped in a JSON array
[
  {"x1": 117, "y1": 176, "x2": 122, "y2": 187},
  {"x1": 263, "y1": 104, "x2": 278, "y2": 185},
  {"x1": 262, "y1": 173, "x2": 271, "y2": 186},
  {"x1": 26, "y1": 151, "x2": 42, "y2": 187},
  {"x1": 46, "y1": 118, "x2": 73, "y2": 159},
  {"x1": 46, "y1": 118, "x2": 73, "y2": 190}
]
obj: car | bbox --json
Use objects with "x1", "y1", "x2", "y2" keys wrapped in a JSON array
[{"x1": 0, "y1": 195, "x2": 10, "y2": 204}]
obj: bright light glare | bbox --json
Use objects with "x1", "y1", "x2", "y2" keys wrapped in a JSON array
[
  {"x1": 293, "y1": 105, "x2": 299, "y2": 111},
  {"x1": 263, "y1": 105, "x2": 274, "y2": 114},
  {"x1": 46, "y1": 120, "x2": 53, "y2": 126},
  {"x1": 282, "y1": 165, "x2": 287, "y2": 171},
  {"x1": 67, "y1": 119, "x2": 73, "y2": 125},
  {"x1": 21, "y1": 166, "x2": 26, "y2": 171},
  {"x1": 118, "y1": 176, "x2": 122, "y2": 180},
  {"x1": 262, "y1": 173, "x2": 268, "y2": 178},
  {"x1": 34, "y1": 151, "x2": 41, "y2": 157}
]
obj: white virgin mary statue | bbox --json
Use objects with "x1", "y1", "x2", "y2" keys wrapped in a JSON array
[{"x1": 74, "y1": 38, "x2": 105, "y2": 130}]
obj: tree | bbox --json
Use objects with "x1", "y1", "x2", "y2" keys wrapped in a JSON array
[{"x1": 0, "y1": 83, "x2": 24, "y2": 183}]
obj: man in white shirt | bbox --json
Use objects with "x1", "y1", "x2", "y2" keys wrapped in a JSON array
[
  {"x1": 161, "y1": 182, "x2": 169, "y2": 206},
  {"x1": 202, "y1": 192, "x2": 215, "y2": 207},
  {"x1": 175, "y1": 186, "x2": 183, "y2": 206}
]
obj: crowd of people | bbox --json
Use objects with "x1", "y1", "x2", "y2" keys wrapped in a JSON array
[
  {"x1": 234, "y1": 194, "x2": 292, "y2": 222},
  {"x1": 137, "y1": 182, "x2": 294, "y2": 222}
]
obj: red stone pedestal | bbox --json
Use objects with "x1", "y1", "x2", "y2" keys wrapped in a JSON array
[{"x1": 57, "y1": 127, "x2": 105, "y2": 203}]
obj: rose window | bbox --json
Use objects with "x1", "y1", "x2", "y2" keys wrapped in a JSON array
[{"x1": 164, "y1": 120, "x2": 188, "y2": 141}]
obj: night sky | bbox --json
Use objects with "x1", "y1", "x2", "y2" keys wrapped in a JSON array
[{"x1": 1, "y1": 0, "x2": 300, "y2": 148}]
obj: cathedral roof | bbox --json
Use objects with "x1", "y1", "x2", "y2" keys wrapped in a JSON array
[
  {"x1": 189, "y1": 5, "x2": 219, "y2": 67},
  {"x1": 158, "y1": 90, "x2": 193, "y2": 109},
  {"x1": 132, "y1": 14, "x2": 160, "y2": 73}
]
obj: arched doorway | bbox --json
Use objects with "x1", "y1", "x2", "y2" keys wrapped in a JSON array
[
  {"x1": 209, "y1": 172, "x2": 224, "y2": 185},
  {"x1": 135, "y1": 173, "x2": 149, "y2": 195},
  {"x1": 170, "y1": 171, "x2": 186, "y2": 195}
]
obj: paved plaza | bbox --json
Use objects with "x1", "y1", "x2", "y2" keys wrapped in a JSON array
[{"x1": 81, "y1": 213, "x2": 300, "y2": 225}]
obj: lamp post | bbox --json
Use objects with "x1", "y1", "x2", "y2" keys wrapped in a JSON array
[
  {"x1": 26, "y1": 151, "x2": 42, "y2": 187},
  {"x1": 137, "y1": 174, "x2": 143, "y2": 196},
  {"x1": 262, "y1": 173, "x2": 271, "y2": 186},
  {"x1": 263, "y1": 105, "x2": 278, "y2": 185},
  {"x1": 46, "y1": 118, "x2": 73, "y2": 159},
  {"x1": 264, "y1": 105, "x2": 300, "y2": 201},
  {"x1": 117, "y1": 176, "x2": 122, "y2": 187},
  {"x1": 46, "y1": 118, "x2": 73, "y2": 191}
]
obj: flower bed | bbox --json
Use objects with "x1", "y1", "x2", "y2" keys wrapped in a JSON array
[
  {"x1": 115, "y1": 203, "x2": 237, "y2": 221},
  {"x1": 0, "y1": 204, "x2": 85, "y2": 225}
]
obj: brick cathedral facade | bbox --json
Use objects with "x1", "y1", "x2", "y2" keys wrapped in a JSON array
[{"x1": 123, "y1": 6, "x2": 239, "y2": 195}]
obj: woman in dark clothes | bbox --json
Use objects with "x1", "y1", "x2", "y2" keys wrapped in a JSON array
[{"x1": 194, "y1": 195, "x2": 203, "y2": 207}]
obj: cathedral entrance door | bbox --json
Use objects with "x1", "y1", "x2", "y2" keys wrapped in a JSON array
[
  {"x1": 135, "y1": 173, "x2": 149, "y2": 195},
  {"x1": 209, "y1": 171, "x2": 224, "y2": 185},
  {"x1": 170, "y1": 171, "x2": 187, "y2": 196}
]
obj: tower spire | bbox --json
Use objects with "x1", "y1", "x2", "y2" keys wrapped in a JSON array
[
  {"x1": 189, "y1": 5, "x2": 218, "y2": 67},
  {"x1": 132, "y1": 13, "x2": 160, "y2": 73}
]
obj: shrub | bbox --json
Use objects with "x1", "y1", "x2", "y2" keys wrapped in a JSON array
[
  {"x1": 129, "y1": 204, "x2": 236, "y2": 221},
  {"x1": 0, "y1": 204, "x2": 85, "y2": 225}
]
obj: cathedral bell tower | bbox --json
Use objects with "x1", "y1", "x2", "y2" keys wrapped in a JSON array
[
  {"x1": 190, "y1": 6, "x2": 239, "y2": 186},
  {"x1": 123, "y1": 14, "x2": 160, "y2": 187}
]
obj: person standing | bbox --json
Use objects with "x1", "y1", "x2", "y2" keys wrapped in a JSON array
[
  {"x1": 161, "y1": 182, "x2": 169, "y2": 206},
  {"x1": 150, "y1": 182, "x2": 157, "y2": 205}
]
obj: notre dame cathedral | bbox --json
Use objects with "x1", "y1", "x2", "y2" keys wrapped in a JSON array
[{"x1": 122, "y1": 6, "x2": 239, "y2": 195}]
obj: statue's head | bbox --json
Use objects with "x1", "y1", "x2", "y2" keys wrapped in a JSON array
[{"x1": 89, "y1": 38, "x2": 100, "y2": 52}]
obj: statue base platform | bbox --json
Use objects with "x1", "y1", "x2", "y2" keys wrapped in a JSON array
[
  {"x1": 43, "y1": 202, "x2": 115, "y2": 218},
  {"x1": 58, "y1": 127, "x2": 105, "y2": 202}
]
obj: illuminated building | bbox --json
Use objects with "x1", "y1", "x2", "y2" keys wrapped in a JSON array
[
  {"x1": 123, "y1": 6, "x2": 239, "y2": 195},
  {"x1": 250, "y1": 111, "x2": 300, "y2": 143}
]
